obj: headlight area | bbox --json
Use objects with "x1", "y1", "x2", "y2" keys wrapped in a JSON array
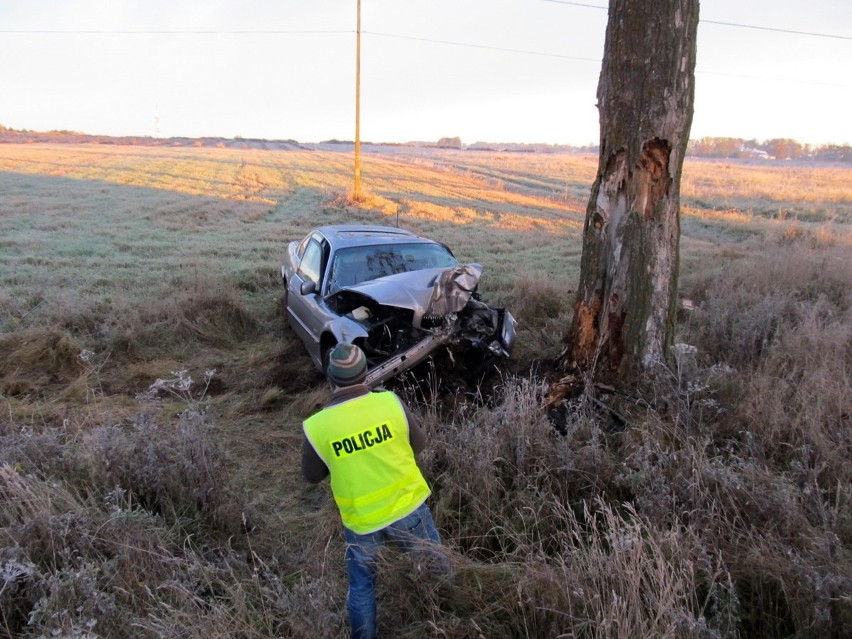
[
  {"x1": 454, "y1": 299, "x2": 514, "y2": 355},
  {"x1": 348, "y1": 303, "x2": 425, "y2": 364}
]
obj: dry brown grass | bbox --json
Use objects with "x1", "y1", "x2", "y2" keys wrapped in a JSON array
[{"x1": 1, "y1": 143, "x2": 851, "y2": 638}]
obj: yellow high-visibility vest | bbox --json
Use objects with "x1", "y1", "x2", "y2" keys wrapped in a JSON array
[{"x1": 303, "y1": 391, "x2": 431, "y2": 534}]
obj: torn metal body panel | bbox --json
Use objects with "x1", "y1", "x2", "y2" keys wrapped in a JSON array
[{"x1": 281, "y1": 225, "x2": 515, "y2": 386}]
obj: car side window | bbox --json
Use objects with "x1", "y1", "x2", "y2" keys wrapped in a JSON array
[
  {"x1": 297, "y1": 239, "x2": 323, "y2": 285},
  {"x1": 296, "y1": 234, "x2": 311, "y2": 260}
]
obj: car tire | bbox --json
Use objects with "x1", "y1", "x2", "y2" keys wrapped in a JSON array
[
  {"x1": 321, "y1": 340, "x2": 337, "y2": 378},
  {"x1": 280, "y1": 281, "x2": 289, "y2": 327}
]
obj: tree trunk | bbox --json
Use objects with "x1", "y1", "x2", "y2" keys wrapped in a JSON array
[{"x1": 564, "y1": 0, "x2": 699, "y2": 382}]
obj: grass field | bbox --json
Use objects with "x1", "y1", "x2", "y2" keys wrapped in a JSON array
[{"x1": 1, "y1": 143, "x2": 851, "y2": 638}]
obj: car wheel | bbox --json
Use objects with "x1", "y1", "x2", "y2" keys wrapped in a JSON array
[
  {"x1": 321, "y1": 339, "x2": 337, "y2": 377},
  {"x1": 280, "y1": 281, "x2": 289, "y2": 326}
]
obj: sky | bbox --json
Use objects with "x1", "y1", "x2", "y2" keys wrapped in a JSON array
[{"x1": 0, "y1": 0, "x2": 850, "y2": 146}]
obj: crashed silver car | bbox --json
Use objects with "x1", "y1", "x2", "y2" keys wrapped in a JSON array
[{"x1": 281, "y1": 224, "x2": 516, "y2": 388}]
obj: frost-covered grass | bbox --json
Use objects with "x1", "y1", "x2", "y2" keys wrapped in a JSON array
[{"x1": 1, "y1": 143, "x2": 850, "y2": 637}]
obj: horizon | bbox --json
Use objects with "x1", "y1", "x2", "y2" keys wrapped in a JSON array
[{"x1": 3, "y1": 125, "x2": 850, "y2": 150}]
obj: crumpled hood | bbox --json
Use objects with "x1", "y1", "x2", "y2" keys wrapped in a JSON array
[{"x1": 332, "y1": 263, "x2": 483, "y2": 319}]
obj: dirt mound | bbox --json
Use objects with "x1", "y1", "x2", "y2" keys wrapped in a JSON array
[
  {"x1": 265, "y1": 338, "x2": 323, "y2": 394},
  {"x1": 0, "y1": 328, "x2": 86, "y2": 396},
  {"x1": 109, "y1": 288, "x2": 259, "y2": 359}
]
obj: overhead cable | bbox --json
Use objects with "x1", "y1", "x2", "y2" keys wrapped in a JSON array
[{"x1": 541, "y1": 0, "x2": 852, "y2": 40}]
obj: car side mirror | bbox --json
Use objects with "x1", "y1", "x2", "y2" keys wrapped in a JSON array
[{"x1": 300, "y1": 281, "x2": 317, "y2": 295}]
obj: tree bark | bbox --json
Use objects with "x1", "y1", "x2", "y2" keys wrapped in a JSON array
[{"x1": 564, "y1": 0, "x2": 699, "y2": 382}]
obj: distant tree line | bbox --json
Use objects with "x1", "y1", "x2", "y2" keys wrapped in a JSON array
[
  {"x1": 466, "y1": 140, "x2": 599, "y2": 153},
  {"x1": 688, "y1": 136, "x2": 851, "y2": 163},
  {"x1": 0, "y1": 125, "x2": 306, "y2": 150},
  {"x1": 436, "y1": 136, "x2": 463, "y2": 149},
  {"x1": 2, "y1": 123, "x2": 847, "y2": 161}
]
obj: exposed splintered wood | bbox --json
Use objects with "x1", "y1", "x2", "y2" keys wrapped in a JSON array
[
  {"x1": 638, "y1": 139, "x2": 671, "y2": 221},
  {"x1": 572, "y1": 296, "x2": 602, "y2": 360},
  {"x1": 562, "y1": 0, "x2": 699, "y2": 383},
  {"x1": 570, "y1": 137, "x2": 680, "y2": 376}
]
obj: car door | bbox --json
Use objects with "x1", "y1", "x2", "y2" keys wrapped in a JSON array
[{"x1": 287, "y1": 235, "x2": 331, "y2": 363}]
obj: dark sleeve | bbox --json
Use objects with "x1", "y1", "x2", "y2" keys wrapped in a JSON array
[
  {"x1": 301, "y1": 434, "x2": 329, "y2": 483},
  {"x1": 402, "y1": 402, "x2": 427, "y2": 455}
]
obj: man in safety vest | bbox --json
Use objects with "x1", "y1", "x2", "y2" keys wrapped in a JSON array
[{"x1": 301, "y1": 342, "x2": 446, "y2": 639}]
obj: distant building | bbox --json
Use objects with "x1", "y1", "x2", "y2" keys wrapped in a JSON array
[{"x1": 740, "y1": 146, "x2": 773, "y2": 160}]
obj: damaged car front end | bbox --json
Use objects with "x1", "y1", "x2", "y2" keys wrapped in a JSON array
[
  {"x1": 281, "y1": 225, "x2": 515, "y2": 388},
  {"x1": 327, "y1": 263, "x2": 515, "y2": 387}
]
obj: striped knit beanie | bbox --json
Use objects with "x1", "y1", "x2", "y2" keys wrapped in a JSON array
[{"x1": 326, "y1": 342, "x2": 367, "y2": 386}]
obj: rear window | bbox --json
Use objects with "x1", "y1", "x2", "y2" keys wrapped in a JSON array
[{"x1": 327, "y1": 242, "x2": 458, "y2": 292}]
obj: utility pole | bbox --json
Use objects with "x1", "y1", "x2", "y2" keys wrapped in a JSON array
[{"x1": 354, "y1": 0, "x2": 362, "y2": 198}]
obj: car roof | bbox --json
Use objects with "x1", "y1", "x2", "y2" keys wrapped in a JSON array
[{"x1": 314, "y1": 224, "x2": 438, "y2": 250}]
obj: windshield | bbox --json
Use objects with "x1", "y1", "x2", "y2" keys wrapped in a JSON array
[{"x1": 327, "y1": 242, "x2": 458, "y2": 293}]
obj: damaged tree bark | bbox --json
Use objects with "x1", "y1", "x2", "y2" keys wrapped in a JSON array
[{"x1": 563, "y1": 0, "x2": 699, "y2": 383}]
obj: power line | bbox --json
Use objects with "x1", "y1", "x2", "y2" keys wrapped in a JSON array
[
  {"x1": 365, "y1": 31, "x2": 599, "y2": 62},
  {"x1": 541, "y1": 0, "x2": 852, "y2": 41},
  {"x1": 541, "y1": 0, "x2": 606, "y2": 9},
  {"x1": 3, "y1": 10, "x2": 850, "y2": 42},
  {"x1": 1, "y1": 26, "x2": 848, "y2": 87},
  {"x1": 0, "y1": 29, "x2": 350, "y2": 35},
  {"x1": 700, "y1": 19, "x2": 851, "y2": 41},
  {"x1": 367, "y1": 31, "x2": 849, "y2": 88}
]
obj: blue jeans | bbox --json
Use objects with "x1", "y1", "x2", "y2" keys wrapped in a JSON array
[{"x1": 344, "y1": 501, "x2": 446, "y2": 639}]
